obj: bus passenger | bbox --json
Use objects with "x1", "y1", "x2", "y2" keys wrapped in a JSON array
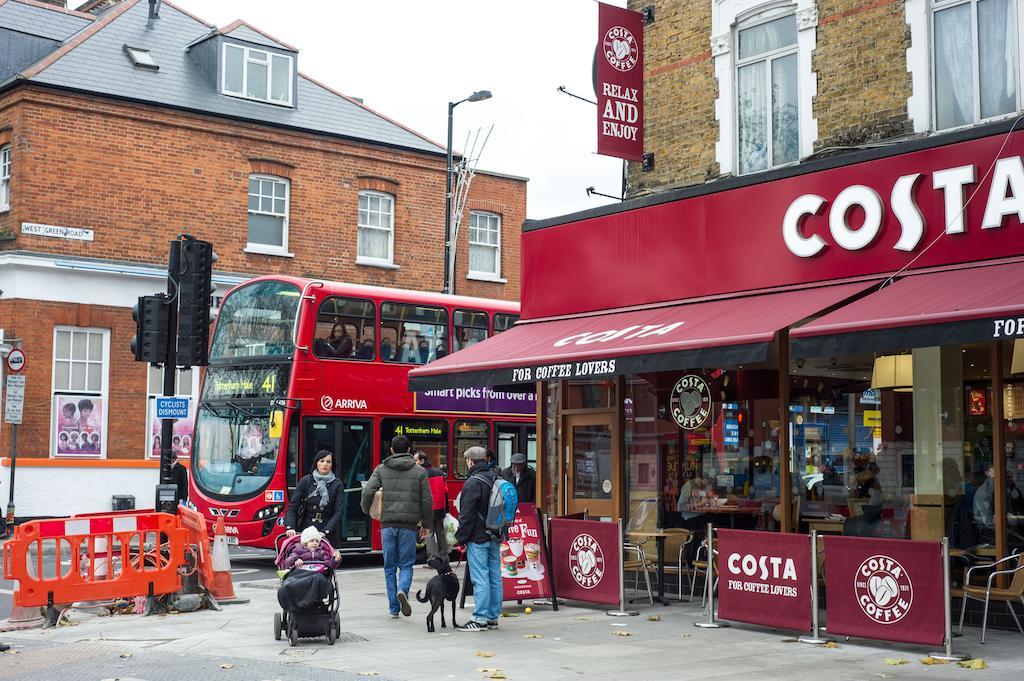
[
  {"x1": 355, "y1": 338, "x2": 374, "y2": 360},
  {"x1": 325, "y1": 323, "x2": 353, "y2": 358}
]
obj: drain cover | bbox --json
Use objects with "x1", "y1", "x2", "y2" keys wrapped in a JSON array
[{"x1": 337, "y1": 631, "x2": 369, "y2": 643}]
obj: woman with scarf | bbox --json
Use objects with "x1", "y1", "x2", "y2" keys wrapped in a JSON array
[{"x1": 284, "y1": 450, "x2": 344, "y2": 545}]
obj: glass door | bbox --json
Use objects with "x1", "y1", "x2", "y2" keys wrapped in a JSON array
[
  {"x1": 302, "y1": 418, "x2": 373, "y2": 547},
  {"x1": 565, "y1": 413, "x2": 619, "y2": 519}
]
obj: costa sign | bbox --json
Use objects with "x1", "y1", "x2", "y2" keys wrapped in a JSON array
[
  {"x1": 784, "y1": 155, "x2": 1024, "y2": 258},
  {"x1": 854, "y1": 554, "x2": 913, "y2": 624},
  {"x1": 669, "y1": 374, "x2": 711, "y2": 430},
  {"x1": 596, "y1": 2, "x2": 644, "y2": 161},
  {"x1": 549, "y1": 516, "x2": 620, "y2": 606}
]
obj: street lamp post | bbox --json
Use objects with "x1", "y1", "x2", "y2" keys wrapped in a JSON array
[{"x1": 443, "y1": 90, "x2": 492, "y2": 296}]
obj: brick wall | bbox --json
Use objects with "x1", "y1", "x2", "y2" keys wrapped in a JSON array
[{"x1": 0, "y1": 85, "x2": 523, "y2": 300}]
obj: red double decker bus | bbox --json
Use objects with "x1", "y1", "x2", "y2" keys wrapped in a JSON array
[{"x1": 187, "y1": 276, "x2": 536, "y2": 551}]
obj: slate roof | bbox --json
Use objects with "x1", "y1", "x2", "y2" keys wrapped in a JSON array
[
  {"x1": 0, "y1": 0, "x2": 93, "y2": 41},
  {"x1": 0, "y1": 0, "x2": 444, "y2": 156}
]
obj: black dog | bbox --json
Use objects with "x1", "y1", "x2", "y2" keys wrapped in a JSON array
[{"x1": 415, "y1": 555, "x2": 459, "y2": 632}]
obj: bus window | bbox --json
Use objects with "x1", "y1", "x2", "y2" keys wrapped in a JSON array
[
  {"x1": 453, "y1": 309, "x2": 488, "y2": 352},
  {"x1": 193, "y1": 403, "x2": 282, "y2": 498},
  {"x1": 453, "y1": 420, "x2": 490, "y2": 479},
  {"x1": 209, "y1": 280, "x2": 300, "y2": 359},
  {"x1": 380, "y1": 302, "x2": 449, "y2": 365},
  {"x1": 381, "y1": 418, "x2": 448, "y2": 476},
  {"x1": 493, "y1": 313, "x2": 519, "y2": 334},
  {"x1": 313, "y1": 296, "x2": 375, "y2": 361},
  {"x1": 286, "y1": 421, "x2": 299, "y2": 490}
]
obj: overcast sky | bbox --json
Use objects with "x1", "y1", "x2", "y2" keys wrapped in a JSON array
[{"x1": 161, "y1": 0, "x2": 624, "y2": 221}]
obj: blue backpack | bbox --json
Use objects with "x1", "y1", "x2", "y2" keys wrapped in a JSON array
[{"x1": 472, "y1": 473, "x2": 518, "y2": 537}]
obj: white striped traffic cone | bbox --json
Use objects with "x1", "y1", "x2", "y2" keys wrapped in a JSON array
[{"x1": 207, "y1": 517, "x2": 248, "y2": 605}]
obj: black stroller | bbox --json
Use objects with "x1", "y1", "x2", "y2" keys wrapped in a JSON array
[{"x1": 274, "y1": 533, "x2": 340, "y2": 646}]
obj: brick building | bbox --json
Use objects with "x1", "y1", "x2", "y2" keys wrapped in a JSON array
[{"x1": 0, "y1": 0, "x2": 525, "y2": 517}]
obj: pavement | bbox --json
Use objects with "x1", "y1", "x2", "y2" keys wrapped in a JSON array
[{"x1": 2, "y1": 551, "x2": 1022, "y2": 681}]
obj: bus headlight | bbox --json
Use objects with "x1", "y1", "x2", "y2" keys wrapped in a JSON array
[{"x1": 254, "y1": 504, "x2": 283, "y2": 520}]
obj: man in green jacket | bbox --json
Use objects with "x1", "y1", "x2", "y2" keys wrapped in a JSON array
[{"x1": 361, "y1": 434, "x2": 432, "y2": 618}]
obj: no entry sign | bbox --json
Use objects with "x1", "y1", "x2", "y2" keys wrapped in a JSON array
[{"x1": 6, "y1": 348, "x2": 25, "y2": 372}]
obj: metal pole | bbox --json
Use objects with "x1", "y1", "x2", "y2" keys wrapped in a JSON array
[
  {"x1": 799, "y1": 530, "x2": 830, "y2": 644},
  {"x1": 930, "y1": 537, "x2": 969, "y2": 661},
  {"x1": 695, "y1": 523, "x2": 727, "y2": 628},
  {"x1": 5, "y1": 423, "x2": 17, "y2": 534},
  {"x1": 442, "y1": 101, "x2": 455, "y2": 296},
  {"x1": 159, "y1": 239, "x2": 180, "y2": 487},
  {"x1": 607, "y1": 519, "x2": 638, "y2": 616}
]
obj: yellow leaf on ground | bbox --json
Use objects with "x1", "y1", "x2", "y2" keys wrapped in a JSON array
[
  {"x1": 572, "y1": 616, "x2": 593, "y2": 622},
  {"x1": 613, "y1": 630, "x2": 633, "y2": 637},
  {"x1": 680, "y1": 633, "x2": 692, "y2": 638},
  {"x1": 883, "y1": 658, "x2": 909, "y2": 666},
  {"x1": 958, "y1": 659, "x2": 987, "y2": 670},
  {"x1": 220, "y1": 664, "x2": 234, "y2": 669},
  {"x1": 920, "y1": 657, "x2": 950, "y2": 665},
  {"x1": 646, "y1": 615, "x2": 661, "y2": 622},
  {"x1": 823, "y1": 641, "x2": 839, "y2": 649},
  {"x1": 484, "y1": 673, "x2": 508, "y2": 680},
  {"x1": 500, "y1": 611, "x2": 518, "y2": 618},
  {"x1": 477, "y1": 668, "x2": 501, "y2": 673},
  {"x1": 524, "y1": 634, "x2": 542, "y2": 639},
  {"x1": 476, "y1": 651, "x2": 496, "y2": 658}
]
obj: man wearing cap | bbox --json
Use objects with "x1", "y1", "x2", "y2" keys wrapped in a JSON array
[
  {"x1": 501, "y1": 452, "x2": 535, "y2": 504},
  {"x1": 455, "y1": 446, "x2": 503, "y2": 632}
]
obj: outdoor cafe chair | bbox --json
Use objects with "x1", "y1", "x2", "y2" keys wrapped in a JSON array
[
  {"x1": 655, "y1": 529, "x2": 694, "y2": 602},
  {"x1": 690, "y1": 537, "x2": 719, "y2": 606},
  {"x1": 623, "y1": 541, "x2": 654, "y2": 605},
  {"x1": 956, "y1": 551, "x2": 1024, "y2": 644}
]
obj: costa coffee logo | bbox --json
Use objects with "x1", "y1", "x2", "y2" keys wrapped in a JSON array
[
  {"x1": 554, "y1": 322, "x2": 683, "y2": 347},
  {"x1": 783, "y1": 156, "x2": 1024, "y2": 258},
  {"x1": 670, "y1": 375, "x2": 711, "y2": 430},
  {"x1": 320, "y1": 395, "x2": 368, "y2": 411},
  {"x1": 602, "y1": 26, "x2": 638, "y2": 72},
  {"x1": 854, "y1": 555, "x2": 914, "y2": 624},
  {"x1": 568, "y1": 533, "x2": 606, "y2": 589}
]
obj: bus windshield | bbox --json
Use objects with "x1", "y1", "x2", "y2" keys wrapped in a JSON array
[
  {"x1": 193, "y1": 404, "x2": 281, "y2": 498},
  {"x1": 209, "y1": 280, "x2": 300, "y2": 360}
]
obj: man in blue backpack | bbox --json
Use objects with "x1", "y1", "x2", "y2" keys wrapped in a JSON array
[{"x1": 456, "y1": 445, "x2": 506, "y2": 631}]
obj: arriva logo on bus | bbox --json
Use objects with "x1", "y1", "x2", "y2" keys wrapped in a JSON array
[
  {"x1": 783, "y1": 155, "x2": 1024, "y2": 257},
  {"x1": 320, "y1": 395, "x2": 368, "y2": 411}
]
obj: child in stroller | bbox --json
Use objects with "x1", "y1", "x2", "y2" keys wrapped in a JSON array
[{"x1": 274, "y1": 527, "x2": 342, "y2": 646}]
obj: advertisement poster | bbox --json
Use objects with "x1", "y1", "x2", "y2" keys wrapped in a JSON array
[
  {"x1": 596, "y1": 2, "x2": 644, "y2": 160},
  {"x1": 549, "y1": 517, "x2": 620, "y2": 605},
  {"x1": 824, "y1": 535, "x2": 944, "y2": 646},
  {"x1": 54, "y1": 395, "x2": 105, "y2": 457},
  {"x1": 717, "y1": 529, "x2": 812, "y2": 632},
  {"x1": 501, "y1": 503, "x2": 552, "y2": 601},
  {"x1": 147, "y1": 397, "x2": 195, "y2": 460},
  {"x1": 415, "y1": 386, "x2": 536, "y2": 416}
]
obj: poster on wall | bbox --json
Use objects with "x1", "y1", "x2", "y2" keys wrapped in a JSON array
[
  {"x1": 501, "y1": 503, "x2": 552, "y2": 601},
  {"x1": 54, "y1": 395, "x2": 105, "y2": 457},
  {"x1": 146, "y1": 397, "x2": 195, "y2": 459}
]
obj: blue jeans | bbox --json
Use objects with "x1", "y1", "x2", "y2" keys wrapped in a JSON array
[
  {"x1": 467, "y1": 539, "x2": 502, "y2": 624},
  {"x1": 382, "y1": 527, "x2": 417, "y2": 614}
]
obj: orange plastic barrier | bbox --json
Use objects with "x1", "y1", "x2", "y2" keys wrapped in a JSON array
[
  {"x1": 2, "y1": 512, "x2": 186, "y2": 619},
  {"x1": 176, "y1": 505, "x2": 214, "y2": 590}
]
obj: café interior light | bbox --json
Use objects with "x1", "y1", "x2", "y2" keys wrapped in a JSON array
[
  {"x1": 1012, "y1": 339, "x2": 1023, "y2": 375},
  {"x1": 871, "y1": 354, "x2": 913, "y2": 392}
]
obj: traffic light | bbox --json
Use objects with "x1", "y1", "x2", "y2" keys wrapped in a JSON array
[
  {"x1": 176, "y1": 238, "x2": 215, "y2": 367},
  {"x1": 131, "y1": 294, "x2": 169, "y2": 364}
]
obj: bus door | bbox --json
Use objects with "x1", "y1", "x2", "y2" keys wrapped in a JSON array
[
  {"x1": 495, "y1": 423, "x2": 537, "y2": 470},
  {"x1": 302, "y1": 418, "x2": 373, "y2": 548}
]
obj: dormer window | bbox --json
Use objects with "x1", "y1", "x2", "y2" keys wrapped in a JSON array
[
  {"x1": 125, "y1": 46, "x2": 158, "y2": 70},
  {"x1": 222, "y1": 43, "x2": 293, "y2": 106}
]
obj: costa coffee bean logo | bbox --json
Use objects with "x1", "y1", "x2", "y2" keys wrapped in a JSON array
[
  {"x1": 603, "y1": 25, "x2": 638, "y2": 72},
  {"x1": 670, "y1": 374, "x2": 712, "y2": 430},
  {"x1": 854, "y1": 554, "x2": 914, "y2": 624},
  {"x1": 568, "y1": 533, "x2": 606, "y2": 589}
]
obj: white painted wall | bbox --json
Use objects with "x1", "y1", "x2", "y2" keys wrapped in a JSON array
[{"x1": 0, "y1": 462, "x2": 159, "y2": 517}]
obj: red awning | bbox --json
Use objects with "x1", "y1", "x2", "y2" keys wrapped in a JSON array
[
  {"x1": 792, "y1": 260, "x2": 1024, "y2": 357},
  {"x1": 408, "y1": 281, "x2": 873, "y2": 390}
]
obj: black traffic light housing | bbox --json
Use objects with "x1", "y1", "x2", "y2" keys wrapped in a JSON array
[
  {"x1": 176, "y1": 238, "x2": 215, "y2": 367},
  {"x1": 131, "y1": 294, "x2": 170, "y2": 364}
]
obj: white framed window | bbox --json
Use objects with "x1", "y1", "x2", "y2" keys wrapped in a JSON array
[
  {"x1": 1, "y1": 144, "x2": 10, "y2": 211},
  {"x1": 932, "y1": 0, "x2": 1019, "y2": 130},
  {"x1": 145, "y1": 367, "x2": 199, "y2": 460},
  {"x1": 468, "y1": 211, "x2": 502, "y2": 280},
  {"x1": 221, "y1": 42, "x2": 293, "y2": 106},
  {"x1": 246, "y1": 174, "x2": 291, "y2": 256},
  {"x1": 357, "y1": 190, "x2": 395, "y2": 267},
  {"x1": 51, "y1": 327, "x2": 109, "y2": 459}
]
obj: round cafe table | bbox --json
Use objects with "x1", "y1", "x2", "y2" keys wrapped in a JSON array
[{"x1": 626, "y1": 528, "x2": 689, "y2": 606}]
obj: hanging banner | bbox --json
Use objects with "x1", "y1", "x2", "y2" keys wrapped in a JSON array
[
  {"x1": 596, "y1": 2, "x2": 644, "y2": 161},
  {"x1": 824, "y1": 535, "x2": 945, "y2": 646},
  {"x1": 717, "y1": 529, "x2": 812, "y2": 632},
  {"x1": 501, "y1": 504, "x2": 552, "y2": 601},
  {"x1": 549, "y1": 516, "x2": 620, "y2": 605}
]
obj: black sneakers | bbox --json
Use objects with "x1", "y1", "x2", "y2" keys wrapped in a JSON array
[
  {"x1": 458, "y1": 620, "x2": 488, "y2": 632},
  {"x1": 486, "y1": 620, "x2": 499, "y2": 629},
  {"x1": 397, "y1": 591, "x2": 412, "y2": 617}
]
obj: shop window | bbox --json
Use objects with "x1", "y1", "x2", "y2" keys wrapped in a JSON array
[
  {"x1": 933, "y1": 0, "x2": 1018, "y2": 130},
  {"x1": 493, "y1": 313, "x2": 519, "y2": 334},
  {"x1": 222, "y1": 43, "x2": 293, "y2": 106},
  {"x1": 380, "y1": 302, "x2": 448, "y2": 365},
  {"x1": 247, "y1": 175, "x2": 290, "y2": 255},
  {"x1": 0, "y1": 144, "x2": 10, "y2": 211},
  {"x1": 381, "y1": 418, "x2": 448, "y2": 477},
  {"x1": 357, "y1": 191, "x2": 395, "y2": 266},
  {"x1": 454, "y1": 309, "x2": 488, "y2": 352},
  {"x1": 567, "y1": 380, "x2": 615, "y2": 409},
  {"x1": 468, "y1": 211, "x2": 502, "y2": 280},
  {"x1": 52, "y1": 327, "x2": 109, "y2": 459},
  {"x1": 313, "y1": 296, "x2": 375, "y2": 361},
  {"x1": 145, "y1": 367, "x2": 197, "y2": 460},
  {"x1": 453, "y1": 420, "x2": 490, "y2": 479}
]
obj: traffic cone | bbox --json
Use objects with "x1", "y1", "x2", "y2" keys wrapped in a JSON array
[
  {"x1": 0, "y1": 582, "x2": 44, "y2": 631},
  {"x1": 206, "y1": 517, "x2": 248, "y2": 605}
]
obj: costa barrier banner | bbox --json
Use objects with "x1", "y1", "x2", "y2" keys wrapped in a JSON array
[
  {"x1": 549, "y1": 516, "x2": 620, "y2": 605},
  {"x1": 596, "y1": 2, "x2": 644, "y2": 161},
  {"x1": 501, "y1": 504, "x2": 552, "y2": 601},
  {"x1": 824, "y1": 535, "x2": 944, "y2": 646},
  {"x1": 717, "y1": 529, "x2": 812, "y2": 631}
]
